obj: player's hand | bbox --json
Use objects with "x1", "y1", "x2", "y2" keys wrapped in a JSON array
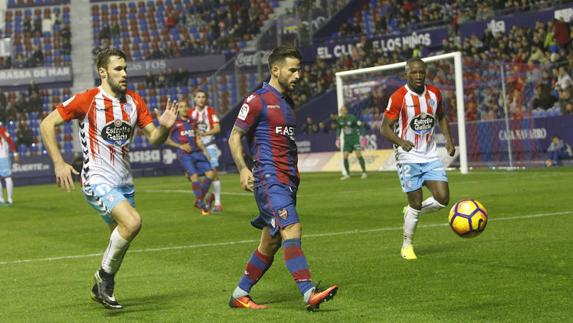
[
  {"x1": 54, "y1": 161, "x2": 79, "y2": 192},
  {"x1": 154, "y1": 98, "x2": 178, "y2": 129},
  {"x1": 446, "y1": 142, "x2": 456, "y2": 156},
  {"x1": 179, "y1": 143, "x2": 192, "y2": 153},
  {"x1": 239, "y1": 168, "x2": 254, "y2": 192},
  {"x1": 400, "y1": 140, "x2": 414, "y2": 152},
  {"x1": 335, "y1": 138, "x2": 340, "y2": 149}
]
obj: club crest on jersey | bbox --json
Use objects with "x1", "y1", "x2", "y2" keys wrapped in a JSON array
[
  {"x1": 102, "y1": 119, "x2": 132, "y2": 147},
  {"x1": 428, "y1": 98, "x2": 436, "y2": 108},
  {"x1": 409, "y1": 113, "x2": 435, "y2": 135},
  {"x1": 278, "y1": 208, "x2": 288, "y2": 220}
]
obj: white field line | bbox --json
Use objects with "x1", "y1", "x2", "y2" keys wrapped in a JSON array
[{"x1": 1, "y1": 210, "x2": 571, "y2": 266}]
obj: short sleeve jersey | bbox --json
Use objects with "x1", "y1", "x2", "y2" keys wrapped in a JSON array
[
  {"x1": 169, "y1": 118, "x2": 202, "y2": 154},
  {"x1": 0, "y1": 126, "x2": 15, "y2": 159},
  {"x1": 188, "y1": 106, "x2": 219, "y2": 147},
  {"x1": 336, "y1": 114, "x2": 362, "y2": 140},
  {"x1": 233, "y1": 83, "x2": 299, "y2": 187},
  {"x1": 384, "y1": 84, "x2": 443, "y2": 163},
  {"x1": 56, "y1": 87, "x2": 153, "y2": 187}
]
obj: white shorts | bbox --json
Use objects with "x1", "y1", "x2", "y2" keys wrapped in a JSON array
[
  {"x1": 397, "y1": 160, "x2": 448, "y2": 193},
  {"x1": 0, "y1": 158, "x2": 11, "y2": 177},
  {"x1": 206, "y1": 145, "x2": 220, "y2": 169}
]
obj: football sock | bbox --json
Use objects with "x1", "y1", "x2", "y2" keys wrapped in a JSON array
[
  {"x1": 5, "y1": 177, "x2": 13, "y2": 203},
  {"x1": 420, "y1": 197, "x2": 446, "y2": 214},
  {"x1": 343, "y1": 159, "x2": 350, "y2": 175},
  {"x1": 283, "y1": 239, "x2": 314, "y2": 297},
  {"x1": 403, "y1": 206, "x2": 421, "y2": 248},
  {"x1": 191, "y1": 180, "x2": 204, "y2": 200},
  {"x1": 101, "y1": 228, "x2": 130, "y2": 275},
  {"x1": 212, "y1": 180, "x2": 221, "y2": 205},
  {"x1": 236, "y1": 249, "x2": 274, "y2": 296},
  {"x1": 358, "y1": 156, "x2": 366, "y2": 173},
  {"x1": 0, "y1": 179, "x2": 4, "y2": 202},
  {"x1": 200, "y1": 177, "x2": 212, "y2": 196}
]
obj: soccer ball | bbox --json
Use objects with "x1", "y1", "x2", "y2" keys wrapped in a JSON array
[{"x1": 448, "y1": 199, "x2": 488, "y2": 238}]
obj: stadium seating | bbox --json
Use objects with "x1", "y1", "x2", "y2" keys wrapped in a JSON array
[
  {"x1": 2, "y1": 3, "x2": 72, "y2": 69},
  {"x1": 90, "y1": 0, "x2": 278, "y2": 60}
]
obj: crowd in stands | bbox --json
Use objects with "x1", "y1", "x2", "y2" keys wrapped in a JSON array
[
  {"x1": 1, "y1": 3, "x2": 72, "y2": 69},
  {"x1": 331, "y1": 0, "x2": 563, "y2": 40},
  {"x1": 91, "y1": 0, "x2": 278, "y2": 60}
]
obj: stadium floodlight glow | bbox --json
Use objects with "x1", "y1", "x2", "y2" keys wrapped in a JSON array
[{"x1": 335, "y1": 51, "x2": 468, "y2": 174}]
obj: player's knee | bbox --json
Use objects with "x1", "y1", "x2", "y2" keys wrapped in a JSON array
[
  {"x1": 123, "y1": 211, "x2": 142, "y2": 236},
  {"x1": 435, "y1": 195, "x2": 449, "y2": 207}
]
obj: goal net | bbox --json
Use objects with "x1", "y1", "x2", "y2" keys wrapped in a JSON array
[{"x1": 335, "y1": 52, "x2": 468, "y2": 174}]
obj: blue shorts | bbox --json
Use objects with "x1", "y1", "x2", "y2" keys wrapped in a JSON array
[
  {"x1": 397, "y1": 160, "x2": 448, "y2": 193},
  {"x1": 178, "y1": 151, "x2": 213, "y2": 176},
  {"x1": 0, "y1": 158, "x2": 11, "y2": 177},
  {"x1": 206, "y1": 145, "x2": 220, "y2": 169},
  {"x1": 83, "y1": 184, "x2": 135, "y2": 224},
  {"x1": 251, "y1": 182, "x2": 300, "y2": 236}
]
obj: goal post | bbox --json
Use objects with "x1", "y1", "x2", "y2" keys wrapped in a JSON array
[{"x1": 335, "y1": 51, "x2": 469, "y2": 174}]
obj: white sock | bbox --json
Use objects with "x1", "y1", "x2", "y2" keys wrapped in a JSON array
[
  {"x1": 101, "y1": 228, "x2": 130, "y2": 275},
  {"x1": 212, "y1": 180, "x2": 221, "y2": 205},
  {"x1": 232, "y1": 286, "x2": 249, "y2": 299},
  {"x1": 303, "y1": 287, "x2": 316, "y2": 303},
  {"x1": 420, "y1": 197, "x2": 445, "y2": 214},
  {"x1": 402, "y1": 206, "x2": 421, "y2": 248},
  {"x1": 0, "y1": 179, "x2": 4, "y2": 203},
  {"x1": 5, "y1": 177, "x2": 13, "y2": 203}
]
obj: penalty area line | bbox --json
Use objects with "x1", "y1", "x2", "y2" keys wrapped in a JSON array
[{"x1": 1, "y1": 210, "x2": 571, "y2": 266}]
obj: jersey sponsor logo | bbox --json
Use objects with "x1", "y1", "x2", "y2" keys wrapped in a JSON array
[
  {"x1": 179, "y1": 129, "x2": 195, "y2": 137},
  {"x1": 102, "y1": 119, "x2": 132, "y2": 147},
  {"x1": 238, "y1": 104, "x2": 249, "y2": 120},
  {"x1": 275, "y1": 126, "x2": 295, "y2": 140},
  {"x1": 409, "y1": 113, "x2": 435, "y2": 135},
  {"x1": 267, "y1": 104, "x2": 280, "y2": 109},
  {"x1": 197, "y1": 122, "x2": 208, "y2": 132}
]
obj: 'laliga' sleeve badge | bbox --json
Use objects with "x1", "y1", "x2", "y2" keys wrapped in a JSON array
[{"x1": 238, "y1": 104, "x2": 249, "y2": 120}]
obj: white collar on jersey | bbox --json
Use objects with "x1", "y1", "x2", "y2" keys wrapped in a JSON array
[
  {"x1": 405, "y1": 84, "x2": 426, "y2": 97},
  {"x1": 98, "y1": 86, "x2": 125, "y2": 102}
]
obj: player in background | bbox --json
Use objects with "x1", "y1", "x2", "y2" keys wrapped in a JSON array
[
  {"x1": 164, "y1": 101, "x2": 215, "y2": 215},
  {"x1": 228, "y1": 45, "x2": 338, "y2": 311},
  {"x1": 40, "y1": 48, "x2": 178, "y2": 309},
  {"x1": 336, "y1": 105, "x2": 367, "y2": 180},
  {"x1": 380, "y1": 57, "x2": 456, "y2": 260},
  {"x1": 189, "y1": 90, "x2": 222, "y2": 212},
  {"x1": 0, "y1": 123, "x2": 19, "y2": 205}
]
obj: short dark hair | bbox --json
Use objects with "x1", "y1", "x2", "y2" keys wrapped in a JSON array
[
  {"x1": 267, "y1": 45, "x2": 302, "y2": 71},
  {"x1": 95, "y1": 48, "x2": 127, "y2": 69},
  {"x1": 405, "y1": 57, "x2": 426, "y2": 72},
  {"x1": 194, "y1": 89, "x2": 207, "y2": 97}
]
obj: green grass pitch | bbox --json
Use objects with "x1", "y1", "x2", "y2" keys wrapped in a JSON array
[{"x1": 0, "y1": 168, "x2": 571, "y2": 322}]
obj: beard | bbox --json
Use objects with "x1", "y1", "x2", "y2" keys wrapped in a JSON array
[
  {"x1": 279, "y1": 76, "x2": 297, "y2": 93},
  {"x1": 109, "y1": 78, "x2": 127, "y2": 96}
]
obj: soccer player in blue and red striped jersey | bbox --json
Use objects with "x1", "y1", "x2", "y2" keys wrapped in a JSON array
[
  {"x1": 228, "y1": 46, "x2": 338, "y2": 311},
  {"x1": 165, "y1": 101, "x2": 215, "y2": 215}
]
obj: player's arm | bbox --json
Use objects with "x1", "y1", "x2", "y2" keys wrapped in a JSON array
[
  {"x1": 1, "y1": 130, "x2": 19, "y2": 163},
  {"x1": 229, "y1": 126, "x2": 253, "y2": 192},
  {"x1": 437, "y1": 110, "x2": 455, "y2": 156},
  {"x1": 380, "y1": 116, "x2": 412, "y2": 151},
  {"x1": 196, "y1": 134, "x2": 210, "y2": 158},
  {"x1": 40, "y1": 110, "x2": 79, "y2": 192},
  {"x1": 142, "y1": 98, "x2": 178, "y2": 147},
  {"x1": 202, "y1": 122, "x2": 220, "y2": 136}
]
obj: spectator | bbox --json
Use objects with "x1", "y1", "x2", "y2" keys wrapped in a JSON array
[
  {"x1": 16, "y1": 122, "x2": 33, "y2": 148},
  {"x1": 145, "y1": 72, "x2": 156, "y2": 88},
  {"x1": 546, "y1": 135, "x2": 572, "y2": 166},
  {"x1": 531, "y1": 83, "x2": 556, "y2": 111},
  {"x1": 318, "y1": 121, "x2": 329, "y2": 133},
  {"x1": 553, "y1": 18, "x2": 571, "y2": 50},
  {"x1": 302, "y1": 117, "x2": 318, "y2": 135},
  {"x1": 27, "y1": 91, "x2": 42, "y2": 113}
]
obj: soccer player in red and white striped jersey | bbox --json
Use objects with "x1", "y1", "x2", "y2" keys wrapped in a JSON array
[
  {"x1": 40, "y1": 48, "x2": 178, "y2": 309},
  {"x1": 0, "y1": 123, "x2": 19, "y2": 205},
  {"x1": 381, "y1": 57, "x2": 456, "y2": 260}
]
